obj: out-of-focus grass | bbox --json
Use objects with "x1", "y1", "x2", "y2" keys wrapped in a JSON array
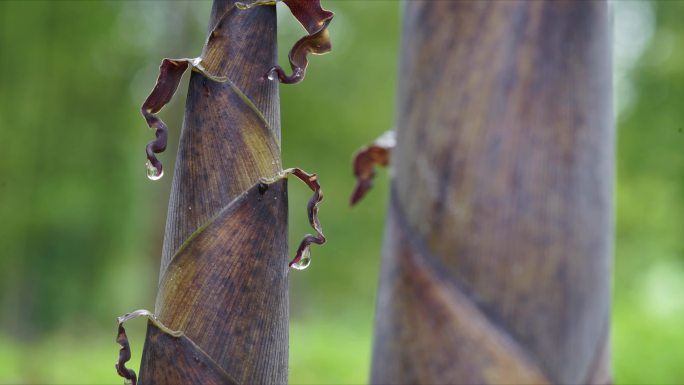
[
  {"x1": 290, "y1": 316, "x2": 372, "y2": 384},
  {"x1": 0, "y1": 324, "x2": 145, "y2": 384},
  {"x1": 613, "y1": 262, "x2": 684, "y2": 384},
  {"x1": 0, "y1": 317, "x2": 372, "y2": 385}
]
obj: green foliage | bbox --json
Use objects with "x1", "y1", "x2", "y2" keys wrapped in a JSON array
[
  {"x1": 613, "y1": 1, "x2": 684, "y2": 383},
  {"x1": 0, "y1": 0, "x2": 681, "y2": 383}
]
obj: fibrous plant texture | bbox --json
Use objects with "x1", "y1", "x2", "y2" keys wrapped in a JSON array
[
  {"x1": 115, "y1": 1, "x2": 333, "y2": 384},
  {"x1": 353, "y1": 1, "x2": 612, "y2": 384}
]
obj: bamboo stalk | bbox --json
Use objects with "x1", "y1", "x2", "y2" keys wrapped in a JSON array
[
  {"x1": 138, "y1": 1, "x2": 287, "y2": 383},
  {"x1": 115, "y1": 1, "x2": 334, "y2": 383},
  {"x1": 369, "y1": 1, "x2": 613, "y2": 383}
]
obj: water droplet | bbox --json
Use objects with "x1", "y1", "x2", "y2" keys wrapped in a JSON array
[
  {"x1": 146, "y1": 160, "x2": 163, "y2": 181},
  {"x1": 291, "y1": 249, "x2": 311, "y2": 270}
]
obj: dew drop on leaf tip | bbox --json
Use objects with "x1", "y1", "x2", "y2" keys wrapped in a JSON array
[
  {"x1": 291, "y1": 248, "x2": 312, "y2": 270},
  {"x1": 146, "y1": 160, "x2": 163, "y2": 181}
]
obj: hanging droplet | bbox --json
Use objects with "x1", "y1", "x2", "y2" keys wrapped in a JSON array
[
  {"x1": 291, "y1": 248, "x2": 311, "y2": 270},
  {"x1": 267, "y1": 71, "x2": 276, "y2": 81},
  {"x1": 146, "y1": 160, "x2": 163, "y2": 181}
]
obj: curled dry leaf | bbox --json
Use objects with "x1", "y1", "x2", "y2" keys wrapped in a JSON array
[
  {"x1": 116, "y1": 323, "x2": 136, "y2": 385},
  {"x1": 286, "y1": 168, "x2": 326, "y2": 269},
  {"x1": 115, "y1": 310, "x2": 171, "y2": 385},
  {"x1": 141, "y1": 57, "x2": 227, "y2": 179},
  {"x1": 350, "y1": 130, "x2": 396, "y2": 206},
  {"x1": 115, "y1": 309, "x2": 237, "y2": 385},
  {"x1": 237, "y1": 0, "x2": 334, "y2": 84},
  {"x1": 262, "y1": 168, "x2": 326, "y2": 269}
]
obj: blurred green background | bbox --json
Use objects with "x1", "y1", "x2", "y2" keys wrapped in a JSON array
[{"x1": 0, "y1": 1, "x2": 681, "y2": 384}]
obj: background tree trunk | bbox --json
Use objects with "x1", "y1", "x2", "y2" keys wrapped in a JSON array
[{"x1": 371, "y1": 1, "x2": 612, "y2": 384}]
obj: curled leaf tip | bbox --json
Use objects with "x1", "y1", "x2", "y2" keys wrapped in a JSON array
[
  {"x1": 236, "y1": 0, "x2": 333, "y2": 84},
  {"x1": 141, "y1": 58, "x2": 227, "y2": 181},
  {"x1": 265, "y1": 168, "x2": 325, "y2": 269},
  {"x1": 350, "y1": 130, "x2": 395, "y2": 206},
  {"x1": 263, "y1": 0, "x2": 334, "y2": 84},
  {"x1": 141, "y1": 59, "x2": 190, "y2": 181},
  {"x1": 116, "y1": 323, "x2": 137, "y2": 385},
  {"x1": 115, "y1": 309, "x2": 183, "y2": 385},
  {"x1": 115, "y1": 310, "x2": 155, "y2": 385}
]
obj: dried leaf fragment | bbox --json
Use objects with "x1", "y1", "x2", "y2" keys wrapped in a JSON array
[
  {"x1": 237, "y1": 0, "x2": 334, "y2": 84},
  {"x1": 350, "y1": 130, "x2": 396, "y2": 206}
]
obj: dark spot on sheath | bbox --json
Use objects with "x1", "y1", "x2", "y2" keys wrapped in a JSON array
[{"x1": 258, "y1": 182, "x2": 269, "y2": 194}]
